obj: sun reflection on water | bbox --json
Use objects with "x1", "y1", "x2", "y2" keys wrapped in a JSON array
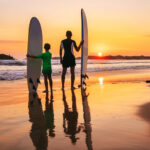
[{"x1": 99, "y1": 77, "x2": 104, "y2": 85}]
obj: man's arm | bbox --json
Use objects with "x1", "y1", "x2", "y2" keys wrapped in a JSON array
[
  {"x1": 74, "y1": 40, "x2": 84, "y2": 52},
  {"x1": 60, "y1": 42, "x2": 63, "y2": 64}
]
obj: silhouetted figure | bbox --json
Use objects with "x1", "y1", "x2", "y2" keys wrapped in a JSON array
[
  {"x1": 62, "y1": 89, "x2": 81, "y2": 144},
  {"x1": 44, "y1": 91, "x2": 55, "y2": 138},
  {"x1": 27, "y1": 43, "x2": 53, "y2": 97},
  {"x1": 81, "y1": 88, "x2": 93, "y2": 150},
  {"x1": 28, "y1": 93, "x2": 48, "y2": 150},
  {"x1": 60, "y1": 31, "x2": 84, "y2": 89}
]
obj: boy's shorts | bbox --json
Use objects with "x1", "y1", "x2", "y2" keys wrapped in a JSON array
[{"x1": 42, "y1": 69, "x2": 52, "y2": 75}]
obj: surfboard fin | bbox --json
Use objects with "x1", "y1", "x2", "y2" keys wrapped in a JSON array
[
  {"x1": 32, "y1": 85, "x2": 37, "y2": 91},
  {"x1": 81, "y1": 74, "x2": 84, "y2": 78},
  {"x1": 85, "y1": 74, "x2": 89, "y2": 79},
  {"x1": 83, "y1": 81, "x2": 86, "y2": 86},
  {"x1": 29, "y1": 78, "x2": 33, "y2": 84},
  {"x1": 37, "y1": 78, "x2": 41, "y2": 84},
  {"x1": 81, "y1": 74, "x2": 89, "y2": 79}
]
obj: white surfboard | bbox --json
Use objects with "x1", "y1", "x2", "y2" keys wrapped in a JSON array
[
  {"x1": 81, "y1": 9, "x2": 88, "y2": 86},
  {"x1": 27, "y1": 17, "x2": 43, "y2": 92}
]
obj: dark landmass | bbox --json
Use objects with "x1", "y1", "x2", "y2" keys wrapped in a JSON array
[
  {"x1": 88, "y1": 55, "x2": 150, "y2": 60},
  {"x1": 53, "y1": 55, "x2": 150, "y2": 60},
  {"x1": 0, "y1": 54, "x2": 15, "y2": 60},
  {"x1": 1, "y1": 54, "x2": 150, "y2": 60}
]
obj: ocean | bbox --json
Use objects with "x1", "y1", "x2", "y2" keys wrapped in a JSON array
[{"x1": 1, "y1": 59, "x2": 150, "y2": 80}]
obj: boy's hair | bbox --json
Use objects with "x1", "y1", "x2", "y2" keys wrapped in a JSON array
[
  {"x1": 66, "y1": 31, "x2": 72, "y2": 37},
  {"x1": 44, "y1": 43, "x2": 51, "y2": 50}
]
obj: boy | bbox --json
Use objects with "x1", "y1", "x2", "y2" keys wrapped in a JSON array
[
  {"x1": 27, "y1": 43, "x2": 53, "y2": 97},
  {"x1": 60, "y1": 31, "x2": 84, "y2": 89}
]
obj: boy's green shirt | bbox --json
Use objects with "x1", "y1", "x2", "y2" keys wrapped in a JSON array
[{"x1": 37, "y1": 51, "x2": 52, "y2": 74}]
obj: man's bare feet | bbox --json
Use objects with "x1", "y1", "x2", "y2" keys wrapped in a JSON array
[
  {"x1": 43, "y1": 90, "x2": 48, "y2": 93},
  {"x1": 51, "y1": 93, "x2": 53, "y2": 99}
]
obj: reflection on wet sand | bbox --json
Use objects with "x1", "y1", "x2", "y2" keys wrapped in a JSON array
[
  {"x1": 62, "y1": 89, "x2": 81, "y2": 144},
  {"x1": 28, "y1": 89, "x2": 93, "y2": 149},
  {"x1": 28, "y1": 93, "x2": 48, "y2": 150},
  {"x1": 44, "y1": 92, "x2": 55, "y2": 138},
  {"x1": 81, "y1": 88, "x2": 93, "y2": 150}
]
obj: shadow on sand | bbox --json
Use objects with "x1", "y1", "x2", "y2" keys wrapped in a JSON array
[{"x1": 138, "y1": 102, "x2": 150, "y2": 123}]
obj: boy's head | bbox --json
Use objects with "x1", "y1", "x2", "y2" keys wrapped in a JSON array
[
  {"x1": 44, "y1": 43, "x2": 51, "y2": 51},
  {"x1": 66, "y1": 30, "x2": 72, "y2": 39}
]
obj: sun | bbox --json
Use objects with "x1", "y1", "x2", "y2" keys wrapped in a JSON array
[{"x1": 98, "y1": 52, "x2": 102, "y2": 56}]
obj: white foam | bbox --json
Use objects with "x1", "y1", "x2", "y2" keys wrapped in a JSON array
[{"x1": 1, "y1": 59, "x2": 150, "y2": 81}]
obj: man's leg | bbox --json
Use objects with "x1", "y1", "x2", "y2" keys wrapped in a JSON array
[
  {"x1": 70, "y1": 67, "x2": 75, "y2": 89},
  {"x1": 61, "y1": 67, "x2": 67, "y2": 89},
  {"x1": 48, "y1": 74, "x2": 53, "y2": 98},
  {"x1": 43, "y1": 74, "x2": 48, "y2": 92}
]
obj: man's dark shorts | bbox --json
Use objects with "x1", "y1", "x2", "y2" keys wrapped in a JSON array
[{"x1": 62, "y1": 55, "x2": 76, "y2": 68}]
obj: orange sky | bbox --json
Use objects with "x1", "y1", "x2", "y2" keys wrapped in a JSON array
[{"x1": 0, "y1": 0, "x2": 150, "y2": 59}]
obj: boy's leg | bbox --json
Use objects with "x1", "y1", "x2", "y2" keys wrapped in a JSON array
[
  {"x1": 61, "y1": 67, "x2": 67, "y2": 89},
  {"x1": 48, "y1": 74, "x2": 53, "y2": 98},
  {"x1": 70, "y1": 67, "x2": 75, "y2": 89},
  {"x1": 43, "y1": 74, "x2": 48, "y2": 92}
]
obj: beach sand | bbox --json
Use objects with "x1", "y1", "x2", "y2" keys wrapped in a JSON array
[{"x1": 1, "y1": 69, "x2": 150, "y2": 149}]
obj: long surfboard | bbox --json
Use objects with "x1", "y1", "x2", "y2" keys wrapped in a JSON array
[
  {"x1": 81, "y1": 9, "x2": 88, "y2": 87},
  {"x1": 27, "y1": 17, "x2": 43, "y2": 92}
]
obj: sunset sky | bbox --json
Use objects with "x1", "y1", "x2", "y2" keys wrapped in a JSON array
[{"x1": 0, "y1": 0, "x2": 150, "y2": 59}]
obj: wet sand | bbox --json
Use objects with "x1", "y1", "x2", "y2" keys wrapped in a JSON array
[{"x1": 1, "y1": 69, "x2": 150, "y2": 149}]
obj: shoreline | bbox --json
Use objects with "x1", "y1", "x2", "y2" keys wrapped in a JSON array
[{"x1": 1, "y1": 68, "x2": 150, "y2": 82}]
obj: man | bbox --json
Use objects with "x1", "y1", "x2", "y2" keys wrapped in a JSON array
[{"x1": 60, "y1": 31, "x2": 84, "y2": 89}]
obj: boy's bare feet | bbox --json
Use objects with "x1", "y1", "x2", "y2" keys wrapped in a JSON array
[
  {"x1": 71, "y1": 86, "x2": 76, "y2": 90},
  {"x1": 51, "y1": 94, "x2": 53, "y2": 99}
]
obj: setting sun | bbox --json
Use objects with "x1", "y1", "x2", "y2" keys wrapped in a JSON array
[{"x1": 98, "y1": 52, "x2": 102, "y2": 56}]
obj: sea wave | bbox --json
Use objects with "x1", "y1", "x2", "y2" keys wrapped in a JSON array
[
  {"x1": 0, "y1": 60, "x2": 26, "y2": 66},
  {"x1": 1, "y1": 59, "x2": 150, "y2": 66},
  {"x1": 1, "y1": 61, "x2": 150, "y2": 80}
]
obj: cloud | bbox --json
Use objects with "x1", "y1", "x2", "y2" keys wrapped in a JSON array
[
  {"x1": 144, "y1": 34, "x2": 150, "y2": 38},
  {"x1": 0, "y1": 40, "x2": 26, "y2": 44}
]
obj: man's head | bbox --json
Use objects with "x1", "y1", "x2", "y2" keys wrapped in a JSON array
[
  {"x1": 66, "y1": 30, "x2": 72, "y2": 39},
  {"x1": 44, "y1": 43, "x2": 51, "y2": 51}
]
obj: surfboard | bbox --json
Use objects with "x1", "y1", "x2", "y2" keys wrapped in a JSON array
[
  {"x1": 27, "y1": 17, "x2": 43, "y2": 92},
  {"x1": 81, "y1": 9, "x2": 88, "y2": 87}
]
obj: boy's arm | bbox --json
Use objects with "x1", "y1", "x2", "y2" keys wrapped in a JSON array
[
  {"x1": 74, "y1": 40, "x2": 84, "y2": 52},
  {"x1": 26, "y1": 53, "x2": 43, "y2": 59},
  {"x1": 26, "y1": 54, "x2": 37, "y2": 58}
]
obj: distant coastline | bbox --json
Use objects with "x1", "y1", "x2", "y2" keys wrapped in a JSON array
[
  {"x1": 88, "y1": 55, "x2": 150, "y2": 60},
  {"x1": 57, "y1": 55, "x2": 150, "y2": 60},
  {"x1": 1, "y1": 53, "x2": 150, "y2": 60},
  {"x1": 0, "y1": 54, "x2": 15, "y2": 60}
]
